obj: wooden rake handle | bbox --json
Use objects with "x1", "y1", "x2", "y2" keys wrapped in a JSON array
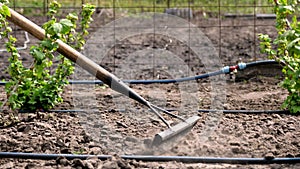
[{"x1": 2, "y1": 4, "x2": 150, "y2": 107}]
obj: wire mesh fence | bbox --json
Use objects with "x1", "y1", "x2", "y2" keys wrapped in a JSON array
[
  {"x1": 1, "y1": 0, "x2": 277, "y2": 80},
  {"x1": 9, "y1": 0, "x2": 274, "y2": 15}
]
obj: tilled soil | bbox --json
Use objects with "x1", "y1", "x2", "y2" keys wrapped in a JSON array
[{"x1": 0, "y1": 11, "x2": 299, "y2": 169}]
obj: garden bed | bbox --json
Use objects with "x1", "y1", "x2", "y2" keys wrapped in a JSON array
[{"x1": 0, "y1": 14, "x2": 299, "y2": 169}]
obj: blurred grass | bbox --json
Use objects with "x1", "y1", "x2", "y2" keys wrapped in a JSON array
[{"x1": 8, "y1": 0, "x2": 274, "y2": 16}]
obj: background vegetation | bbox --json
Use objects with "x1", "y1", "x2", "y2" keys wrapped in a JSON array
[{"x1": 9, "y1": 0, "x2": 273, "y2": 16}]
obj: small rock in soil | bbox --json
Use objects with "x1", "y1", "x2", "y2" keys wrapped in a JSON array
[
  {"x1": 125, "y1": 136, "x2": 138, "y2": 143},
  {"x1": 129, "y1": 160, "x2": 148, "y2": 168},
  {"x1": 109, "y1": 134, "x2": 123, "y2": 141},
  {"x1": 231, "y1": 147, "x2": 246, "y2": 154},
  {"x1": 12, "y1": 132, "x2": 21, "y2": 139},
  {"x1": 89, "y1": 147, "x2": 102, "y2": 155},
  {"x1": 264, "y1": 152, "x2": 275, "y2": 160},
  {"x1": 100, "y1": 130, "x2": 108, "y2": 136},
  {"x1": 72, "y1": 158, "x2": 85, "y2": 168},
  {"x1": 25, "y1": 163, "x2": 35, "y2": 169},
  {"x1": 83, "y1": 136, "x2": 92, "y2": 143},
  {"x1": 149, "y1": 117, "x2": 160, "y2": 124},
  {"x1": 86, "y1": 157, "x2": 99, "y2": 168},
  {"x1": 85, "y1": 161, "x2": 95, "y2": 169},
  {"x1": 17, "y1": 124, "x2": 31, "y2": 133},
  {"x1": 117, "y1": 159, "x2": 131, "y2": 169},
  {"x1": 254, "y1": 133, "x2": 260, "y2": 138},
  {"x1": 56, "y1": 138, "x2": 66, "y2": 147},
  {"x1": 24, "y1": 147, "x2": 34, "y2": 153},
  {"x1": 101, "y1": 160, "x2": 119, "y2": 169},
  {"x1": 229, "y1": 141, "x2": 240, "y2": 146},
  {"x1": 56, "y1": 156, "x2": 70, "y2": 166},
  {"x1": 41, "y1": 142, "x2": 52, "y2": 152},
  {"x1": 116, "y1": 121, "x2": 128, "y2": 128},
  {"x1": 60, "y1": 148, "x2": 72, "y2": 154},
  {"x1": 44, "y1": 132, "x2": 52, "y2": 136},
  {"x1": 11, "y1": 127, "x2": 17, "y2": 132}
]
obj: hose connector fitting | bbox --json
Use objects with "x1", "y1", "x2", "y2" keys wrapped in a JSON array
[
  {"x1": 238, "y1": 62, "x2": 246, "y2": 70},
  {"x1": 222, "y1": 66, "x2": 230, "y2": 73}
]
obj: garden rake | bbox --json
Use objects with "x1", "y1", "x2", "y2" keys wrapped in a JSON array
[{"x1": 2, "y1": 4, "x2": 200, "y2": 146}]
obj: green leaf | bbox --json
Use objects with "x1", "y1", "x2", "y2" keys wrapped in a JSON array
[
  {"x1": 60, "y1": 19, "x2": 73, "y2": 34},
  {"x1": 60, "y1": 19, "x2": 73, "y2": 27},
  {"x1": 41, "y1": 39, "x2": 54, "y2": 49},
  {"x1": 1, "y1": 5, "x2": 11, "y2": 17},
  {"x1": 287, "y1": 38, "x2": 300, "y2": 49},
  {"x1": 291, "y1": 105, "x2": 300, "y2": 113},
  {"x1": 31, "y1": 48, "x2": 45, "y2": 63},
  {"x1": 52, "y1": 23, "x2": 62, "y2": 34},
  {"x1": 279, "y1": 5, "x2": 294, "y2": 13},
  {"x1": 43, "y1": 19, "x2": 55, "y2": 30},
  {"x1": 67, "y1": 13, "x2": 78, "y2": 21},
  {"x1": 28, "y1": 99, "x2": 37, "y2": 105}
]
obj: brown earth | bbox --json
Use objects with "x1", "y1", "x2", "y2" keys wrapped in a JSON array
[{"x1": 0, "y1": 10, "x2": 299, "y2": 169}]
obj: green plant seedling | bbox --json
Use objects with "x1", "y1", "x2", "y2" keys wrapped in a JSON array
[
  {"x1": 259, "y1": 0, "x2": 300, "y2": 113},
  {"x1": 0, "y1": 0, "x2": 95, "y2": 111}
]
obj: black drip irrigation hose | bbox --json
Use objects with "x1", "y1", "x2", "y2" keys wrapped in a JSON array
[
  {"x1": 17, "y1": 109, "x2": 87, "y2": 113},
  {"x1": 198, "y1": 109, "x2": 291, "y2": 114},
  {"x1": 242, "y1": 60, "x2": 279, "y2": 68},
  {"x1": 0, "y1": 60, "x2": 279, "y2": 85},
  {"x1": 15, "y1": 109, "x2": 291, "y2": 115},
  {"x1": 0, "y1": 152, "x2": 299, "y2": 164}
]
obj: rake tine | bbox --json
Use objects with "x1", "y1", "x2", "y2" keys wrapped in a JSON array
[
  {"x1": 148, "y1": 105, "x2": 172, "y2": 128},
  {"x1": 150, "y1": 104, "x2": 186, "y2": 121}
]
